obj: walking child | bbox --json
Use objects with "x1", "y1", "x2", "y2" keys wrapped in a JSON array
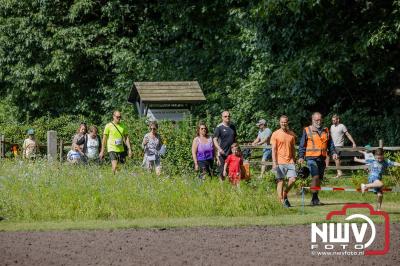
[
  {"x1": 223, "y1": 143, "x2": 243, "y2": 187},
  {"x1": 22, "y1": 129, "x2": 38, "y2": 159},
  {"x1": 354, "y1": 148, "x2": 400, "y2": 210}
]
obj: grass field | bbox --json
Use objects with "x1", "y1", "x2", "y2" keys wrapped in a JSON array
[{"x1": 1, "y1": 159, "x2": 399, "y2": 231}]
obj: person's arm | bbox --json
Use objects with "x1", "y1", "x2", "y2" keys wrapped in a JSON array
[
  {"x1": 125, "y1": 135, "x2": 132, "y2": 158},
  {"x1": 298, "y1": 130, "x2": 307, "y2": 163},
  {"x1": 345, "y1": 132, "x2": 356, "y2": 147},
  {"x1": 142, "y1": 134, "x2": 148, "y2": 150},
  {"x1": 192, "y1": 138, "x2": 199, "y2": 170},
  {"x1": 291, "y1": 133, "x2": 296, "y2": 162},
  {"x1": 252, "y1": 136, "x2": 260, "y2": 146},
  {"x1": 99, "y1": 134, "x2": 107, "y2": 160},
  {"x1": 223, "y1": 162, "x2": 228, "y2": 177},
  {"x1": 354, "y1": 157, "x2": 366, "y2": 164},
  {"x1": 213, "y1": 137, "x2": 224, "y2": 155},
  {"x1": 213, "y1": 127, "x2": 225, "y2": 155},
  {"x1": 270, "y1": 134, "x2": 277, "y2": 169}
]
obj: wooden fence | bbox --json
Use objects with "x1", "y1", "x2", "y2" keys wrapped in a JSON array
[
  {"x1": 1, "y1": 132, "x2": 400, "y2": 169},
  {"x1": 240, "y1": 140, "x2": 400, "y2": 170}
]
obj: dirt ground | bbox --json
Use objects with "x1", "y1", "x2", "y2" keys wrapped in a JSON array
[{"x1": 1, "y1": 224, "x2": 399, "y2": 266}]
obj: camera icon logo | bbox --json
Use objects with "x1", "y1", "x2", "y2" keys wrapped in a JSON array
[{"x1": 311, "y1": 203, "x2": 390, "y2": 256}]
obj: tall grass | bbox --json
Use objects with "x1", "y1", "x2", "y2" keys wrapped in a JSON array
[{"x1": 0, "y1": 160, "x2": 286, "y2": 222}]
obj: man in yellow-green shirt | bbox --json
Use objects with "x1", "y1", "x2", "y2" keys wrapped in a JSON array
[{"x1": 99, "y1": 110, "x2": 132, "y2": 174}]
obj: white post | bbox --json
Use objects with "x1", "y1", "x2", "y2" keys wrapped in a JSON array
[
  {"x1": 379, "y1": 139, "x2": 384, "y2": 149},
  {"x1": 47, "y1": 131, "x2": 57, "y2": 161}
]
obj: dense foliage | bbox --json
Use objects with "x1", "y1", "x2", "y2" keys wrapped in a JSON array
[{"x1": 1, "y1": 0, "x2": 400, "y2": 144}]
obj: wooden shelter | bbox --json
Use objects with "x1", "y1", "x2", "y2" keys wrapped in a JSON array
[{"x1": 128, "y1": 81, "x2": 206, "y2": 120}]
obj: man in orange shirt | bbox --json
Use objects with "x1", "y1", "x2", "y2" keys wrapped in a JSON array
[{"x1": 270, "y1": 115, "x2": 297, "y2": 208}]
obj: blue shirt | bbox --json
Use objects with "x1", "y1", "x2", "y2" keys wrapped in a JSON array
[
  {"x1": 298, "y1": 127, "x2": 336, "y2": 159},
  {"x1": 366, "y1": 159, "x2": 395, "y2": 180}
]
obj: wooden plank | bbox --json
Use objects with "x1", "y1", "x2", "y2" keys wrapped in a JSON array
[
  {"x1": 240, "y1": 144, "x2": 400, "y2": 151},
  {"x1": 141, "y1": 96, "x2": 206, "y2": 102},
  {"x1": 139, "y1": 91, "x2": 205, "y2": 96},
  {"x1": 137, "y1": 85, "x2": 201, "y2": 91},
  {"x1": 135, "y1": 81, "x2": 199, "y2": 86}
]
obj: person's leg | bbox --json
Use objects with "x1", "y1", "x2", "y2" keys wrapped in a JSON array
[
  {"x1": 207, "y1": 159, "x2": 214, "y2": 177},
  {"x1": 260, "y1": 148, "x2": 270, "y2": 177},
  {"x1": 218, "y1": 154, "x2": 226, "y2": 181},
  {"x1": 111, "y1": 160, "x2": 118, "y2": 174},
  {"x1": 307, "y1": 159, "x2": 322, "y2": 205},
  {"x1": 283, "y1": 164, "x2": 297, "y2": 198},
  {"x1": 155, "y1": 158, "x2": 162, "y2": 176},
  {"x1": 334, "y1": 157, "x2": 343, "y2": 177},
  {"x1": 365, "y1": 179, "x2": 384, "y2": 189},
  {"x1": 109, "y1": 152, "x2": 119, "y2": 174},
  {"x1": 260, "y1": 158, "x2": 266, "y2": 177},
  {"x1": 277, "y1": 180, "x2": 284, "y2": 203},
  {"x1": 284, "y1": 177, "x2": 296, "y2": 198},
  {"x1": 376, "y1": 192, "x2": 383, "y2": 210},
  {"x1": 275, "y1": 165, "x2": 285, "y2": 203}
]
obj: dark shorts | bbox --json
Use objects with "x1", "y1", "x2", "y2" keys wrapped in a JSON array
[
  {"x1": 218, "y1": 154, "x2": 228, "y2": 178},
  {"x1": 198, "y1": 159, "x2": 214, "y2": 179},
  {"x1": 306, "y1": 158, "x2": 325, "y2": 179},
  {"x1": 109, "y1": 151, "x2": 126, "y2": 164}
]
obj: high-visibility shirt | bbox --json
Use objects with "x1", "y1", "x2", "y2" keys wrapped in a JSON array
[{"x1": 304, "y1": 126, "x2": 329, "y2": 157}]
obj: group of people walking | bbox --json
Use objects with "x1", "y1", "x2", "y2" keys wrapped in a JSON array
[{"x1": 21, "y1": 110, "x2": 399, "y2": 210}]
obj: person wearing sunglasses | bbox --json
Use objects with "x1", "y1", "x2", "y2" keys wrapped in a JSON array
[
  {"x1": 192, "y1": 122, "x2": 214, "y2": 179},
  {"x1": 99, "y1": 110, "x2": 132, "y2": 174},
  {"x1": 213, "y1": 111, "x2": 237, "y2": 180},
  {"x1": 142, "y1": 121, "x2": 163, "y2": 175}
]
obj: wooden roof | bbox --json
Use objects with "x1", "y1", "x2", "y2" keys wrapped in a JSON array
[{"x1": 128, "y1": 81, "x2": 206, "y2": 104}]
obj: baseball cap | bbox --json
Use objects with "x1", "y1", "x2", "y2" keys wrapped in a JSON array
[
  {"x1": 256, "y1": 119, "x2": 266, "y2": 126},
  {"x1": 364, "y1": 144, "x2": 372, "y2": 150},
  {"x1": 27, "y1": 129, "x2": 35, "y2": 135}
]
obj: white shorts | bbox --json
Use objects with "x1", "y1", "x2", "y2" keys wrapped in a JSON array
[{"x1": 274, "y1": 164, "x2": 297, "y2": 180}]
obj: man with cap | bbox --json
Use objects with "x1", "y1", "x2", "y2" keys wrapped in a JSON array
[
  {"x1": 22, "y1": 129, "x2": 38, "y2": 159},
  {"x1": 252, "y1": 118, "x2": 272, "y2": 177}
]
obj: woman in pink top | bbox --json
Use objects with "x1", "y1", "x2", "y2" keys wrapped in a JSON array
[{"x1": 192, "y1": 122, "x2": 215, "y2": 179}]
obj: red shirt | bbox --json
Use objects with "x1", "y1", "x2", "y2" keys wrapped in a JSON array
[{"x1": 225, "y1": 154, "x2": 243, "y2": 178}]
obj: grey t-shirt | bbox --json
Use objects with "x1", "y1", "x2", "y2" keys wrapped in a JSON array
[
  {"x1": 257, "y1": 128, "x2": 272, "y2": 147},
  {"x1": 330, "y1": 124, "x2": 348, "y2": 147}
]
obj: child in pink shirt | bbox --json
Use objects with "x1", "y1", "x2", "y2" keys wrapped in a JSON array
[{"x1": 223, "y1": 143, "x2": 243, "y2": 186}]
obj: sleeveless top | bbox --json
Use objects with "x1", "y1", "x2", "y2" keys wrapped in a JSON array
[{"x1": 196, "y1": 137, "x2": 214, "y2": 161}]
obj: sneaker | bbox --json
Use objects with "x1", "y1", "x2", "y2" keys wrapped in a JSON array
[
  {"x1": 284, "y1": 198, "x2": 292, "y2": 208},
  {"x1": 361, "y1": 183, "x2": 366, "y2": 194}
]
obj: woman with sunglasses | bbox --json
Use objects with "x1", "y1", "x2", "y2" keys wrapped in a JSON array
[
  {"x1": 192, "y1": 122, "x2": 215, "y2": 179},
  {"x1": 72, "y1": 122, "x2": 88, "y2": 162},
  {"x1": 142, "y1": 121, "x2": 163, "y2": 175}
]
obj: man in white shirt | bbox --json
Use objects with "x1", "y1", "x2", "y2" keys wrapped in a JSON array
[{"x1": 330, "y1": 114, "x2": 356, "y2": 178}]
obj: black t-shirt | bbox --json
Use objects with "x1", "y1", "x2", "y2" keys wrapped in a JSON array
[{"x1": 213, "y1": 123, "x2": 237, "y2": 155}]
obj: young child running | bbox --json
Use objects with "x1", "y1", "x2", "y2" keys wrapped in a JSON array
[
  {"x1": 354, "y1": 148, "x2": 400, "y2": 210},
  {"x1": 223, "y1": 143, "x2": 243, "y2": 187}
]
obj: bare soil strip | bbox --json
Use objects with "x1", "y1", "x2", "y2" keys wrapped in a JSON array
[{"x1": 1, "y1": 224, "x2": 399, "y2": 265}]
